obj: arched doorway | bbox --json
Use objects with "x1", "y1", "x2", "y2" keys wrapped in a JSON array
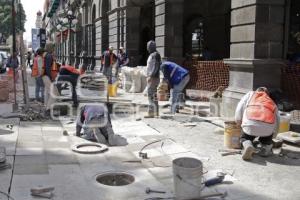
[
  {"x1": 101, "y1": 0, "x2": 109, "y2": 53},
  {"x1": 139, "y1": 1, "x2": 155, "y2": 65},
  {"x1": 183, "y1": 0, "x2": 231, "y2": 60}
]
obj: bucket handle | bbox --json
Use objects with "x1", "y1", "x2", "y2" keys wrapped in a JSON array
[{"x1": 175, "y1": 171, "x2": 207, "y2": 192}]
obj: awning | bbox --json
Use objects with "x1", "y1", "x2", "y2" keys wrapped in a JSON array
[{"x1": 47, "y1": 0, "x2": 60, "y2": 18}]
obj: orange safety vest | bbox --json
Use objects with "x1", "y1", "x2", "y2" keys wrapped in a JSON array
[
  {"x1": 50, "y1": 58, "x2": 59, "y2": 80},
  {"x1": 61, "y1": 65, "x2": 80, "y2": 75},
  {"x1": 31, "y1": 56, "x2": 45, "y2": 77},
  {"x1": 246, "y1": 91, "x2": 276, "y2": 124}
]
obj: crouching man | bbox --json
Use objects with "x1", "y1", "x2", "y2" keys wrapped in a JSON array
[
  {"x1": 235, "y1": 87, "x2": 279, "y2": 160},
  {"x1": 76, "y1": 105, "x2": 127, "y2": 146}
]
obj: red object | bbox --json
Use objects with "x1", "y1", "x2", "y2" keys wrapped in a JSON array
[{"x1": 61, "y1": 65, "x2": 80, "y2": 75}]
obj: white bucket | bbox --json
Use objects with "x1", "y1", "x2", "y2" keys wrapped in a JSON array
[{"x1": 173, "y1": 157, "x2": 203, "y2": 200}]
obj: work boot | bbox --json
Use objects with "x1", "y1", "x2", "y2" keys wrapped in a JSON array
[
  {"x1": 144, "y1": 112, "x2": 155, "y2": 118},
  {"x1": 242, "y1": 140, "x2": 256, "y2": 160},
  {"x1": 258, "y1": 144, "x2": 273, "y2": 157}
]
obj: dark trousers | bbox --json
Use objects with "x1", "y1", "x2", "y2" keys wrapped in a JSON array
[
  {"x1": 57, "y1": 75, "x2": 78, "y2": 105},
  {"x1": 240, "y1": 130, "x2": 273, "y2": 145}
]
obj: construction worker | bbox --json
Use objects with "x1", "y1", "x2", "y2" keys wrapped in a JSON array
[
  {"x1": 76, "y1": 104, "x2": 127, "y2": 146},
  {"x1": 42, "y1": 44, "x2": 60, "y2": 116},
  {"x1": 145, "y1": 40, "x2": 161, "y2": 118},
  {"x1": 235, "y1": 87, "x2": 279, "y2": 160},
  {"x1": 101, "y1": 46, "x2": 118, "y2": 81},
  {"x1": 57, "y1": 61, "x2": 80, "y2": 107},
  {"x1": 31, "y1": 48, "x2": 45, "y2": 103},
  {"x1": 160, "y1": 61, "x2": 190, "y2": 114},
  {"x1": 117, "y1": 47, "x2": 129, "y2": 68}
]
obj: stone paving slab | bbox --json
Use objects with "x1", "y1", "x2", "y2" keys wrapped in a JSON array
[
  {"x1": 14, "y1": 155, "x2": 49, "y2": 175},
  {"x1": 0, "y1": 156, "x2": 13, "y2": 194}
]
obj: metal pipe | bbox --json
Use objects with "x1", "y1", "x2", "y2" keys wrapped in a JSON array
[{"x1": 11, "y1": 0, "x2": 18, "y2": 111}]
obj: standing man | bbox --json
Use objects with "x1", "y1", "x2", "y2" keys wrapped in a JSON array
[
  {"x1": 145, "y1": 40, "x2": 161, "y2": 118},
  {"x1": 42, "y1": 44, "x2": 60, "y2": 115},
  {"x1": 101, "y1": 46, "x2": 118, "y2": 81},
  {"x1": 26, "y1": 51, "x2": 32, "y2": 68},
  {"x1": 160, "y1": 61, "x2": 190, "y2": 114},
  {"x1": 235, "y1": 87, "x2": 279, "y2": 160},
  {"x1": 31, "y1": 48, "x2": 45, "y2": 103},
  {"x1": 117, "y1": 47, "x2": 129, "y2": 68}
]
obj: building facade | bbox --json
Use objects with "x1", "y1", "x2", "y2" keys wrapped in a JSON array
[{"x1": 42, "y1": 0, "x2": 300, "y2": 117}]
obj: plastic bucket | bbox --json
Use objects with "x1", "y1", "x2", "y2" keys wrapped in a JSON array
[
  {"x1": 108, "y1": 82, "x2": 118, "y2": 97},
  {"x1": 224, "y1": 121, "x2": 241, "y2": 149},
  {"x1": 279, "y1": 112, "x2": 291, "y2": 133},
  {"x1": 173, "y1": 157, "x2": 203, "y2": 200}
]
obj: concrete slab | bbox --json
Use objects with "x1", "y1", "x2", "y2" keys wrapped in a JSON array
[
  {"x1": 16, "y1": 147, "x2": 44, "y2": 156},
  {"x1": 14, "y1": 155, "x2": 49, "y2": 175},
  {"x1": 45, "y1": 149, "x2": 78, "y2": 165},
  {"x1": 0, "y1": 156, "x2": 13, "y2": 194}
]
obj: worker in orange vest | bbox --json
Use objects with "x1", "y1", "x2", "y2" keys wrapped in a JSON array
[
  {"x1": 101, "y1": 46, "x2": 118, "y2": 82},
  {"x1": 57, "y1": 61, "x2": 80, "y2": 107},
  {"x1": 31, "y1": 48, "x2": 45, "y2": 102},
  {"x1": 235, "y1": 87, "x2": 280, "y2": 160}
]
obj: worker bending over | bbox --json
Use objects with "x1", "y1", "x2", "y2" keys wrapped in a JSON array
[
  {"x1": 76, "y1": 105, "x2": 127, "y2": 146},
  {"x1": 160, "y1": 61, "x2": 190, "y2": 114},
  {"x1": 57, "y1": 62, "x2": 80, "y2": 107},
  {"x1": 235, "y1": 87, "x2": 279, "y2": 160}
]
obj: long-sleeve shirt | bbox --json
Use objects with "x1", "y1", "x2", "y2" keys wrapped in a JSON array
[
  {"x1": 146, "y1": 52, "x2": 161, "y2": 78},
  {"x1": 44, "y1": 53, "x2": 53, "y2": 81},
  {"x1": 160, "y1": 61, "x2": 189, "y2": 87},
  {"x1": 76, "y1": 105, "x2": 109, "y2": 136},
  {"x1": 235, "y1": 91, "x2": 280, "y2": 137}
]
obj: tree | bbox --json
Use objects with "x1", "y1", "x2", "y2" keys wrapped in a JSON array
[{"x1": 0, "y1": 1, "x2": 26, "y2": 39}]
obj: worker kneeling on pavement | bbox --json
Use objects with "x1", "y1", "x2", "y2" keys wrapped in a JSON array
[
  {"x1": 160, "y1": 61, "x2": 190, "y2": 114},
  {"x1": 235, "y1": 87, "x2": 279, "y2": 160},
  {"x1": 76, "y1": 105, "x2": 127, "y2": 146}
]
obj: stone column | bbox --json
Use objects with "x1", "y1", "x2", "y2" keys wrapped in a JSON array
[
  {"x1": 222, "y1": 0, "x2": 286, "y2": 118},
  {"x1": 155, "y1": 0, "x2": 184, "y2": 62},
  {"x1": 125, "y1": 6, "x2": 141, "y2": 67}
]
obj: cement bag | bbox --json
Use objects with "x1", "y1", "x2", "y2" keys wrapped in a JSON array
[
  {"x1": 139, "y1": 67, "x2": 148, "y2": 92},
  {"x1": 129, "y1": 69, "x2": 142, "y2": 93},
  {"x1": 121, "y1": 67, "x2": 133, "y2": 92}
]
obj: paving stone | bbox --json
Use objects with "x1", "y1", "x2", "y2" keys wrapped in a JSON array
[
  {"x1": 17, "y1": 141, "x2": 43, "y2": 148},
  {"x1": 14, "y1": 155, "x2": 48, "y2": 175},
  {"x1": 16, "y1": 147, "x2": 44, "y2": 156},
  {"x1": 0, "y1": 156, "x2": 13, "y2": 193}
]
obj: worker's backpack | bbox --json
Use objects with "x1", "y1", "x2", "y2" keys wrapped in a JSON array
[{"x1": 246, "y1": 91, "x2": 277, "y2": 124}]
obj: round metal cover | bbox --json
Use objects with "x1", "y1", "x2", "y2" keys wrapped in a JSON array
[
  {"x1": 96, "y1": 172, "x2": 135, "y2": 186},
  {"x1": 71, "y1": 143, "x2": 108, "y2": 154}
]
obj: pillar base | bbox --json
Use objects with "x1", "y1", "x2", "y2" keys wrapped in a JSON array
[{"x1": 221, "y1": 59, "x2": 285, "y2": 119}]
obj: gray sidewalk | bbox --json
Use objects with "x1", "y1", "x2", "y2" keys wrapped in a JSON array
[{"x1": 1, "y1": 113, "x2": 300, "y2": 200}]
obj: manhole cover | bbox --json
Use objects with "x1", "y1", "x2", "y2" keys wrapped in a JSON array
[
  {"x1": 71, "y1": 143, "x2": 108, "y2": 154},
  {"x1": 96, "y1": 172, "x2": 135, "y2": 186}
]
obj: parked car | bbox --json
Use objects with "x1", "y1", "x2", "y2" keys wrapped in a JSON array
[{"x1": 0, "y1": 51, "x2": 8, "y2": 73}]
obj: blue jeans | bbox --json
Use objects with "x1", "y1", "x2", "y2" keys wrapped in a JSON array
[
  {"x1": 35, "y1": 77, "x2": 44, "y2": 101},
  {"x1": 171, "y1": 75, "x2": 190, "y2": 113}
]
